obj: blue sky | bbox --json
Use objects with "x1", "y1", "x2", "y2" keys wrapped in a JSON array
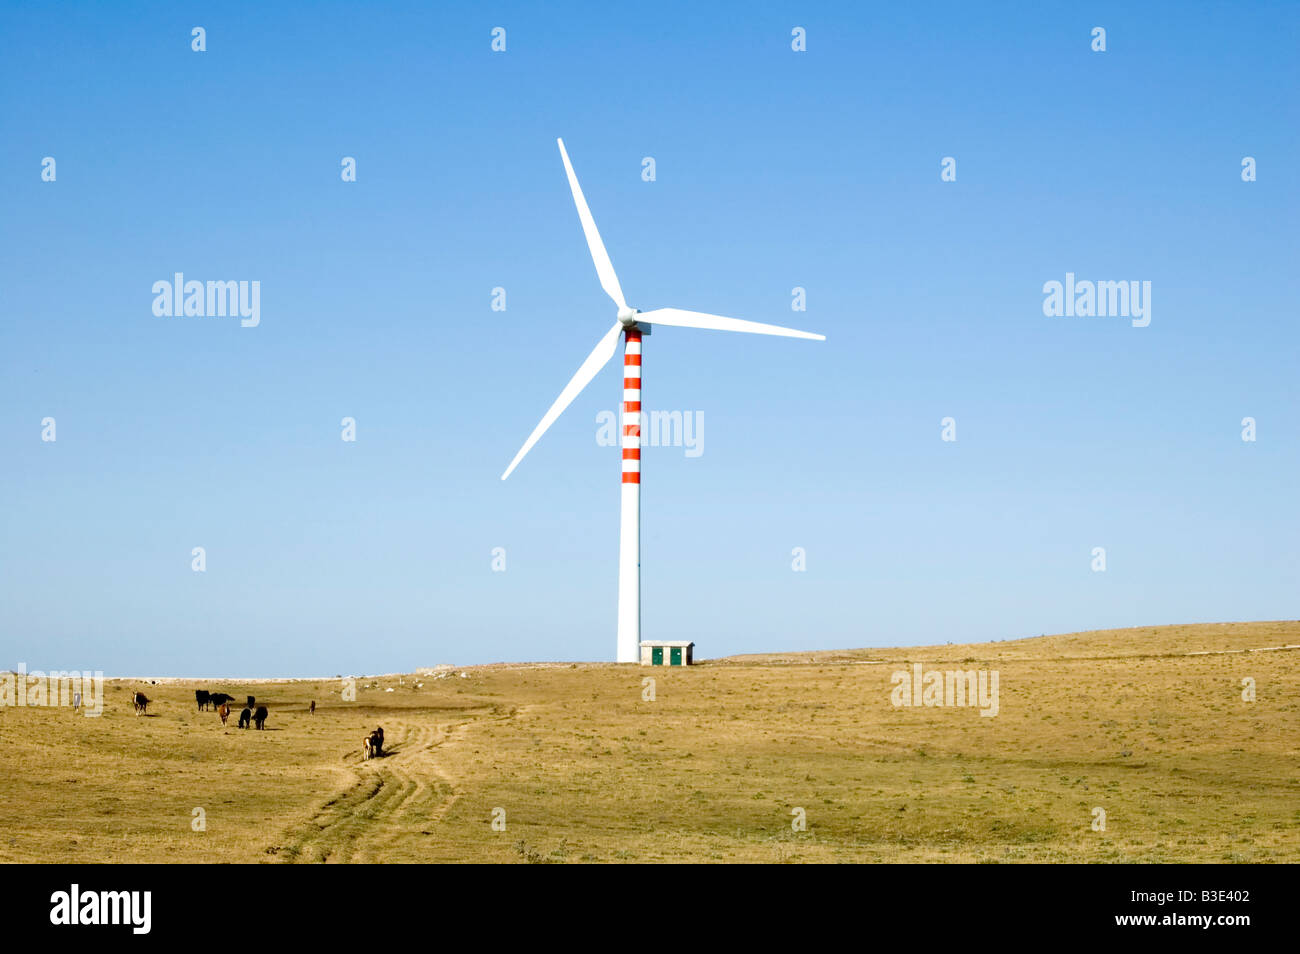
[{"x1": 2, "y1": 2, "x2": 1296, "y2": 675}]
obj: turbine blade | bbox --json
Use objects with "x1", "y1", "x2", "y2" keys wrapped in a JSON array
[
  {"x1": 637, "y1": 307, "x2": 825, "y2": 341},
  {"x1": 501, "y1": 321, "x2": 624, "y2": 480},
  {"x1": 557, "y1": 138, "x2": 627, "y2": 311}
]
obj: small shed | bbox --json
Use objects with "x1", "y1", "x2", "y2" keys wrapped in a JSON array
[{"x1": 640, "y1": 640, "x2": 694, "y2": 666}]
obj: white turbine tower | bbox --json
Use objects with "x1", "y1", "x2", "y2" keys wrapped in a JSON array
[{"x1": 502, "y1": 139, "x2": 825, "y2": 663}]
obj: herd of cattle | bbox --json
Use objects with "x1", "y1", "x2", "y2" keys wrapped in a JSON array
[
  {"x1": 128, "y1": 688, "x2": 382, "y2": 761},
  {"x1": 195, "y1": 689, "x2": 271, "y2": 729}
]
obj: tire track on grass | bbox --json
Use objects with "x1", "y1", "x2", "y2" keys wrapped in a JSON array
[{"x1": 273, "y1": 706, "x2": 519, "y2": 863}]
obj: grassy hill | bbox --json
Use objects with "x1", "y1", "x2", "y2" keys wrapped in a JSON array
[{"x1": 1, "y1": 620, "x2": 1297, "y2": 863}]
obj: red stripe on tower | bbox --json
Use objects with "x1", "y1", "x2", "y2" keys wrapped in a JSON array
[{"x1": 622, "y1": 328, "x2": 642, "y2": 481}]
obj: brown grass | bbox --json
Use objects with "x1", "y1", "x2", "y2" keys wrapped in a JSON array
[{"x1": 1, "y1": 621, "x2": 1297, "y2": 863}]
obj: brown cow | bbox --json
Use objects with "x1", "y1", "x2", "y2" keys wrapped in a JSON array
[
  {"x1": 309, "y1": 700, "x2": 316, "y2": 716},
  {"x1": 218, "y1": 703, "x2": 230, "y2": 725},
  {"x1": 133, "y1": 692, "x2": 149, "y2": 715}
]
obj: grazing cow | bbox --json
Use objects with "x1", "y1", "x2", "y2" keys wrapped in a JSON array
[
  {"x1": 237, "y1": 707, "x2": 251, "y2": 729},
  {"x1": 133, "y1": 692, "x2": 149, "y2": 715},
  {"x1": 309, "y1": 700, "x2": 316, "y2": 716},
  {"x1": 253, "y1": 706, "x2": 268, "y2": 730},
  {"x1": 209, "y1": 692, "x2": 235, "y2": 708},
  {"x1": 361, "y1": 727, "x2": 384, "y2": 760},
  {"x1": 195, "y1": 689, "x2": 211, "y2": 712},
  {"x1": 218, "y1": 703, "x2": 230, "y2": 725}
]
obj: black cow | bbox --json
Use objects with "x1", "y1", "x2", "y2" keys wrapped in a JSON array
[
  {"x1": 195, "y1": 689, "x2": 211, "y2": 712},
  {"x1": 253, "y1": 706, "x2": 268, "y2": 730},
  {"x1": 237, "y1": 707, "x2": 251, "y2": 729},
  {"x1": 209, "y1": 692, "x2": 235, "y2": 708},
  {"x1": 133, "y1": 692, "x2": 149, "y2": 715},
  {"x1": 246, "y1": 695, "x2": 256, "y2": 710}
]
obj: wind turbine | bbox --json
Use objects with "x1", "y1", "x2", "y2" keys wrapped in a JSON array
[{"x1": 501, "y1": 139, "x2": 825, "y2": 663}]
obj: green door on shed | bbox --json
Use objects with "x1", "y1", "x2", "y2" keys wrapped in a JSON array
[
  {"x1": 670, "y1": 647, "x2": 682, "y2": 666},
  {"x1": 651, "y1": 647, "x2": 663, "y2": 665}
]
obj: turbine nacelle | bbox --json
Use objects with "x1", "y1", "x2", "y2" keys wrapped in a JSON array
[{"x1": 617, "y1": 306, "x2": 640, "y2": 327}]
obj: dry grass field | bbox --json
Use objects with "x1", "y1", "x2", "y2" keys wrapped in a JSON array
[{"x1": 1, "y1": 620, "x2": 1297, "y2": 863}]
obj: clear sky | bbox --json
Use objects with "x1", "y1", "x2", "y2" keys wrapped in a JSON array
[{"x1": 2, "y1": 2, "x2": 1296, "y2": 676}]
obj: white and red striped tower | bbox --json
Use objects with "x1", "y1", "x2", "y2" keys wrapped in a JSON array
[{"x1": 616, "y1": 327, "x2": 643, "y2": 663}]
